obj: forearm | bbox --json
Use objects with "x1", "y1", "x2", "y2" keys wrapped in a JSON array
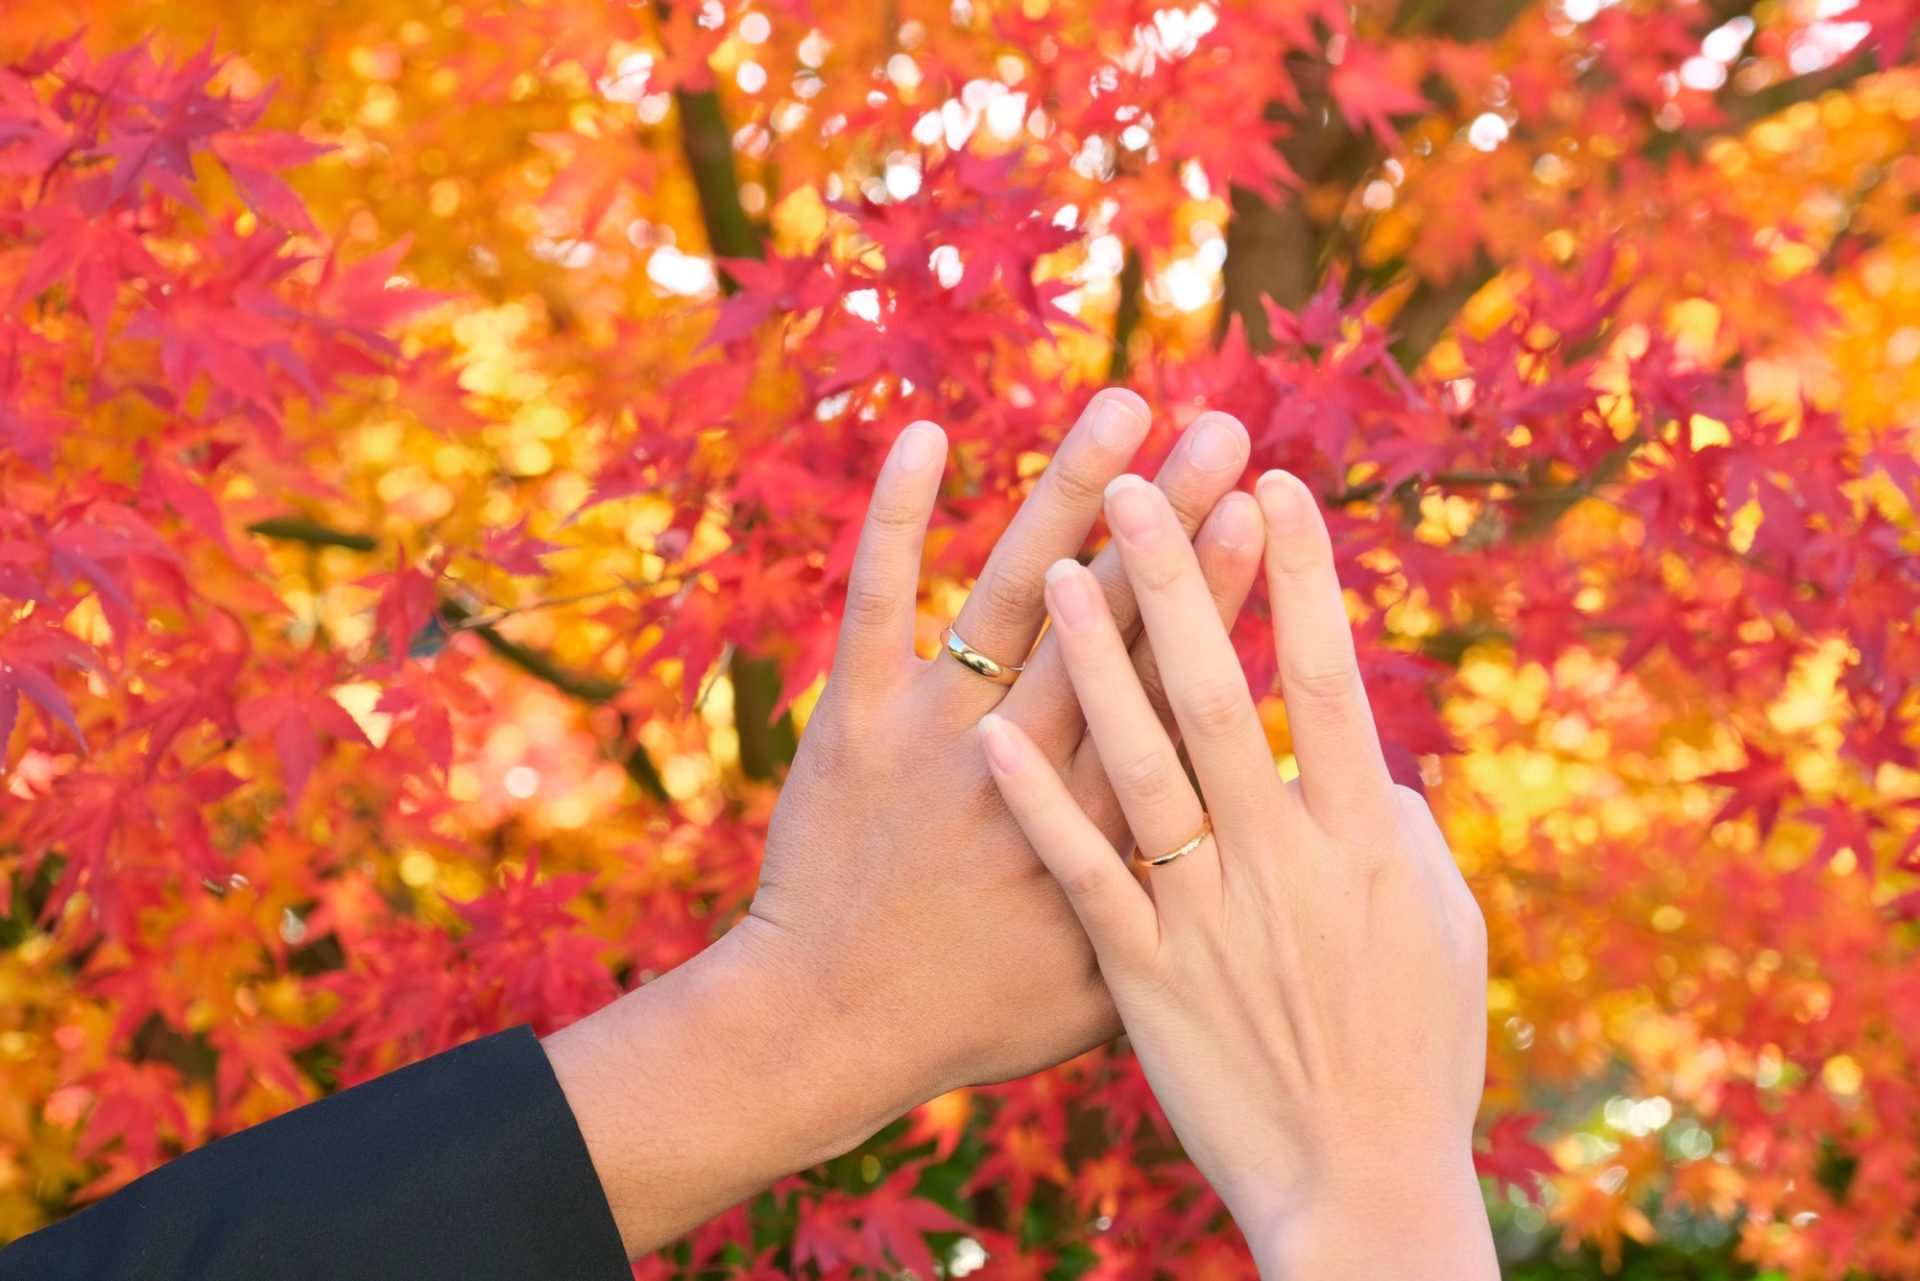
[
  {"x1": 542, "y1": 919, "x2": 936, "y2": 1258},
  {"x1": 1247, "y1": 1156, "x2": 1498, "y2": 1281}
]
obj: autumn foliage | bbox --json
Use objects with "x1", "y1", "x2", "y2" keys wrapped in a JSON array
[{"x1": 4, "y1": 0, "x2": 1920, "y2": 1275}]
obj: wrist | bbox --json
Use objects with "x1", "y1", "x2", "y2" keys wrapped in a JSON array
[
  {"x1": 544, "y1": 919, "x2": 931, "y2": 1258},
  {"x1": 717, "y1": 913, "x2": 947, "y2": 1150},
  {"x1": 1242, "y1": 1152, "x2": 1496, "y2": 1281}
]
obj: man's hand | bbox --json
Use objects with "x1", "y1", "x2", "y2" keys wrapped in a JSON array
[
  {"x1": 752, "y1": 394, "x2": 1261, "y2": 1093},
  {"x1": 547, "y1": 392, "x2": 1262, "y2": 1255}
]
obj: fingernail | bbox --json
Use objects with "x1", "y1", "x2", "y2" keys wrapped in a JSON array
[
  {"x1": 979, "y1": 713, "x2": 1021, "y2": 773},
  {"x1": 1044, "y1": 560, "x2": 1099, "y2": 630},
  {"x1": 1104, "y1": 474, "x2": 1162, "y2": 542},
  {"x1": 1256, "y1": 469, "x2": 1306, "y2": 533},
  {"x1": 1186, "y1": 413, "x2": 1247, "y2": 472},
  {"x1": 895, "y1": 422, "x2": 943, "y2": 472},
  {"x1": 1088, "y1": 393, "x2": 1149, "y2": 448},
  {"x1": 1211, "y1": 493, "x2": 1259, "y2": 550}
]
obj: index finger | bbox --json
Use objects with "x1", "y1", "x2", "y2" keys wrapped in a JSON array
[{"x1": 830, "y1": 422, "x2": 948, "y2": 701}]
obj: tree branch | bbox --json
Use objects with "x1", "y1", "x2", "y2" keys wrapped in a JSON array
[
  {"x1": 1107, "y1": 244, "x2": 1145, "y2": 381},
  {"x1": 433, "y1": 596, "x2": 624, "y2": 703},
  {"x1": 1387, "y1": 248, "x2": 1496, "y2": 370},
  {"x1": 672, "y1": 84, "x2": 795, "y2": 781},
  {"x1": 677, "y1": 87, "x2": 763, "y2": 268},
  {"x1": 1218, "y1": 0, "x2": 1535, "y2": 352},
  {"x1": 249, "y1": 518, "x2": 669, "y2": 803},
  {"x1": 246, "y1": 516, "x2": 377, "y2": 552}
]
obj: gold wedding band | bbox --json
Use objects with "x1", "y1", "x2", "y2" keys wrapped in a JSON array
[
  {"x1": 939, "y1": 625, "x2": 1025, "y2": 686},
  {"x1": 1134, "y1": 814, "x2": 1213, "y2": 869}
]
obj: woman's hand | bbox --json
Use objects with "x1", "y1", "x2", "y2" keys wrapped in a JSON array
[
  {"x1": 548, "y1": 392, "x2": 1264, "y2": 1254},
  {"x1": 979, "y1": 471, "x2": 1496, "y2": 1277}
]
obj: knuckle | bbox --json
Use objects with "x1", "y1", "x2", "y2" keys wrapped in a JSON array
[
  {"x1": 1041, "y1": 455, "x2": 1112, "y2": 510},
  {"x1": 792, "y1": 712, "x2": 857, "y2": 780},
  {"x1": 1390, "y1": 783, "x2": 1431, "y2": 818},
  {"x1": 841, "y1": 577, "x2": 899, "y2": 629},
  {"x1": 1179, "y1": 675, "x2": 1251, "y2": 739},
  {"x1": 1269, "y1": 546, "x2": 1324, "y2": 580},
  {"x1": 1329, "y1": 798, "x2": 1403, "y2": 863},
  {"x1": 1348, "y1": 833, "x2": 1397, "y2": 877},
  {"x1": 1057, "y1": 856, "x2": 1116, "y2": 904},
  {"x1": 1369, "y1": 800, "x2": 1415, "y2": 850},
  {"x1": 1128, "y1": 549, "x2": 1184, "y2": 594},
  {"x1": 1282, "y1": 654, "x2": 1360, "y2": 718},
  {"x1": 863, "y1": 496, "x2": 926, "y2": 536},
  {"x1": 1108, "y1": 748, "x2": 1185, "y2": 808},
  {"x1": 1450, "y1": 888, "x2": 1489, "y2": 961},
  {"x1": 969, "y1": 556, "x2": 1051, "y2": 636},
  {"x1": 1268, "y1": 532, "x2": 1333, "y2": 578},
  {"x1": 1462, "y1": 896, "x2": 1488, "y2": 949}
]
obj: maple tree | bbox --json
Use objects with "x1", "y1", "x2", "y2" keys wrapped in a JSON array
[{"x1": 4, "y1": 0, "x2": 1920, "y2": 1276}]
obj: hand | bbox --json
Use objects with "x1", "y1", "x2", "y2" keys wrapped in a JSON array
[
  {"x1": 548, "y1": 392, "x2": 1263, "y2": 1255},
  {"x1": 748, "y1": 396, "x2": 1263, "y2": 1093},
  {"x1": 979, "y1": 471, "x2": 1496, "y2": 1278}
]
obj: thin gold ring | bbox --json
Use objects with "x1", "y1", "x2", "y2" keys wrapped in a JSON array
[
  {"x1": 939, "y1": 625, "x2": 1025, "y2": 686},
  {"x1": 1134, "y1": 814, "x2": 1213, "y2": 869}
]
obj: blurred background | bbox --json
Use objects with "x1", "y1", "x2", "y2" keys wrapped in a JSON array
[{"x1": 3, "y1": 0, "x2": 1919, "y2": 1275}]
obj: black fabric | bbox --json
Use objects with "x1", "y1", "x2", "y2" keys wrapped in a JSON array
[{"x1": 0, "y1": 1025, "x2": 630, "y2": 1281}]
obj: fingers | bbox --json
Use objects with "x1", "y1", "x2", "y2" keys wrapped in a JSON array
[
  {"x1": 1103, "y1": 475, "x2": 1291, "y2": 841},
  {"x1": 1254, "y1": 470, "x2": 1394, "y2": 841},
  {"x1": 1068, "y1": 491, "x2": 1263, "y2": 835},
  {"x1": 940, "y1": 389, "x2": 1151, "y2": 701},
  {"x1": 1127, "y1": 491, "x2": 1265, "y2": 737},
  {"x1": 1042, "y1": 561, "x2": 1220, "y2": 909},
  {"x1": 1078, "y1": 411, "x2": 1250, "y2": 641},
  {"x1": 1001, "y1": 411, "x2": 1250, "y2": 746},
  {"x1": 979, "y1": 712, "x2": 1156, "y2": 974},
  {"x1": 832, "y1": 422, "x2": 948, "y2": 698}
]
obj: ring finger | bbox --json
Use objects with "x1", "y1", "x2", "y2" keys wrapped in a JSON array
[
  {"x1": 935, "y1": 388, "x2": 1151, "y2": 705},
  {"x1": 1042, "y1": 559, "x2": 1218, "y2": 909}
]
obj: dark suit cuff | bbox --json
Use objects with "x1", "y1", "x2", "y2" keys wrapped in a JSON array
[{"x1": 0, "y1": 1024, "x2": 631, "y2": 1281}]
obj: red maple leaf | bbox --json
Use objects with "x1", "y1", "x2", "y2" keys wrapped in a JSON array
[
  {"x1": 1328, "y1": 43, "x2": 1427, "y2": 146},
  {"x1": 0, "y1": 622, "x2": 93, "y2": 754},
  {"x1": 236, "y1": 669, "x2": 372, "y2": 811},
  {"x1": 1475, "y1": 1110, "x2": 1556, "y2": 1194},
  {"x1": 1701, "y1": 745, "x2": 1797, "y2": 837},
  {"x1": 209, "y1": 129, "x2": 334, "y2": 232}
]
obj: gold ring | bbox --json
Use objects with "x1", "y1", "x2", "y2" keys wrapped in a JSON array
[
  {"x1": 939, "y1": 625, "x2": 1024, "y2": 686},
  {"x1": 1134, "y1": 814, "x2": 1212, "y2": 869}
]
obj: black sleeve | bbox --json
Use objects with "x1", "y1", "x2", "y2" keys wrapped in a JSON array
[{"x1": 0, "y1": 1025, "x2": 631, "y2": 1281}]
